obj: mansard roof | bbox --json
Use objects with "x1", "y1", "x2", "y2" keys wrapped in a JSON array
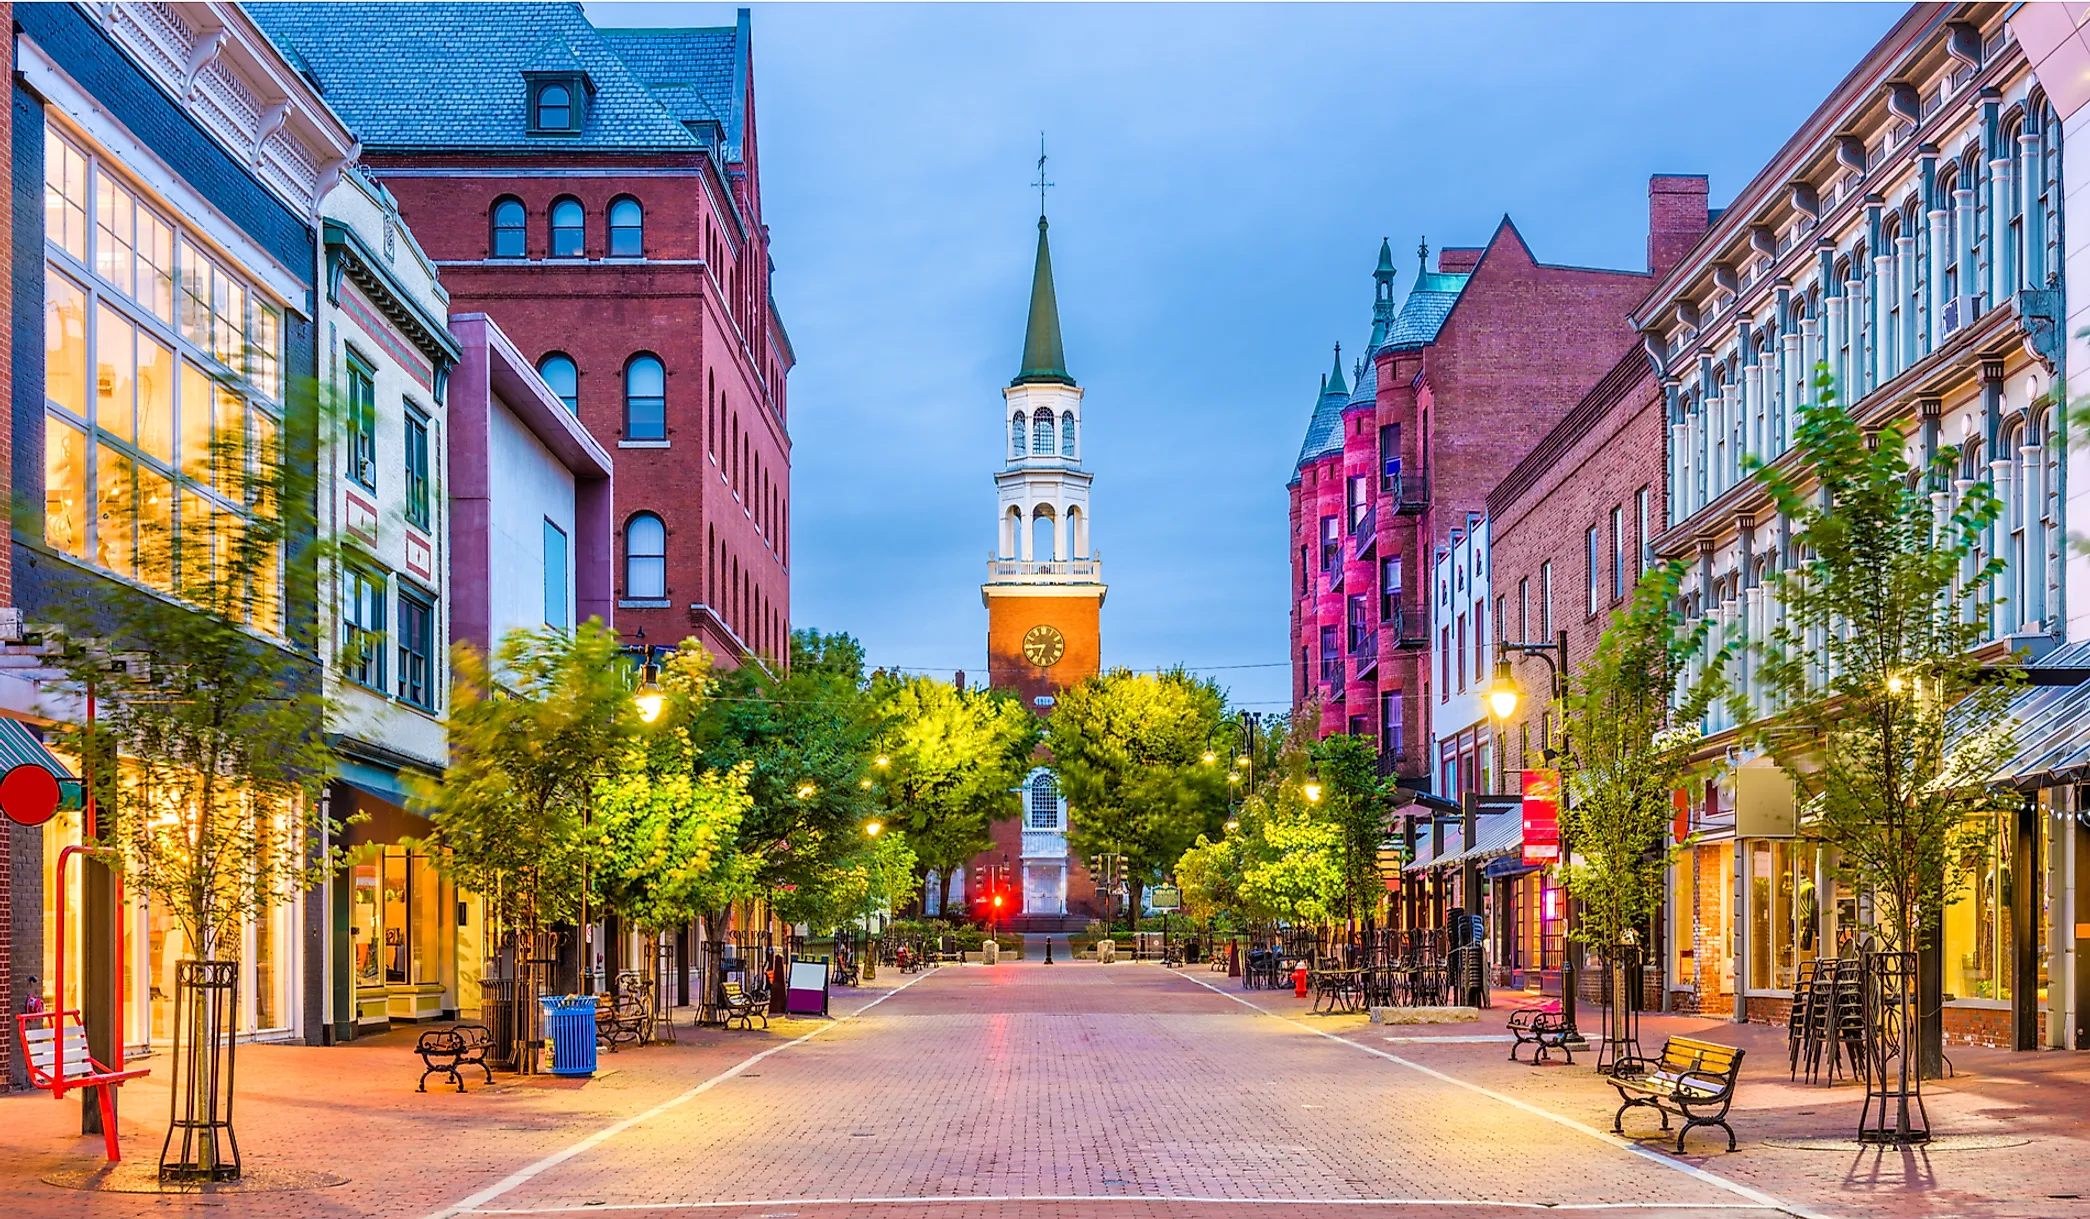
[{"x1": 251, "y1": 3, "x2": 746, "y2": 154}]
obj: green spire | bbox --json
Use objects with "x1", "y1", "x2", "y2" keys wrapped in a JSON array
[
  {"x1": 1325, "y1": 343, "x2": 1347, "y2": 397},
  {"x1": 1013, "y1": 216, "x2": 1074, "y2": 387}
]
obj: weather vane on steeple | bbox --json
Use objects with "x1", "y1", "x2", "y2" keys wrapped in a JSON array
[{"x1": 1033, "y1": 132, "x2": 1054, "y2": 219}]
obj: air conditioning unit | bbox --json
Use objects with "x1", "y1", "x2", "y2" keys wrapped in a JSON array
[{"x1": 357, "y1": 457, "x2": 376, "y2": 483}]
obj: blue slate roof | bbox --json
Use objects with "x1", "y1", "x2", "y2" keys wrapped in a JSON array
[
  {"x1": 250, "y1": 4, "x2": 744, "y2": 154},
  {"x1": 1348, "y1": 354, "x2": 1377, "y2": 409},
  {"x1": 1294, "y1": 378, "x2": 1351, "y2": 468},
  {"x1": 1383, "y1": 270, "x2": 1470, "y2": 350}
]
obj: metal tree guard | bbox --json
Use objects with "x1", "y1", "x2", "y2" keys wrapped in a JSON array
[
  {"x1": 1859, "y1": 949, "x2": 1930, "y2": 1144},
  {"x1": 160, "y1": 960, "x2": 241, "y2": 1181},
  {"x1": 1594, "y1": 942, "x2": 1645, "y2": 1075}
]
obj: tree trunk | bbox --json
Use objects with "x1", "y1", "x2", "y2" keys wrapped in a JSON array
[
  {"x1": 1127, "y1": 877, "x2": 1144, "y2": 936},
  {"x1": 937, "y1": 868, "x2": 954, "y2": 919}
]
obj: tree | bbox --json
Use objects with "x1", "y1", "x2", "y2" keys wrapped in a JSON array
[
  {"x1": 691, "y1": 629, "x2": 882, "y2": 922},
  {"x1": 1557, "y1": 560, "x2": 1727, "y2": 951},
  {"x1": 1237, "y1": 785, "x2": 1347, "y2": 928},
  {"x1": 39, "y1": 367, "x2": 331, "y2": 1178},
  {"x1": 1305, "y1": 733, "x2": 1393, "y2": 931},
  {"x1": 413, "y1": 621, "x2": 638, "y2": 1023},
  {"x1": 1750, "y1": 373, "x2": 2018, "y2": 1081},
  {"x1": 1049, "y1": 668, "x2": 1229, "y2": 927},
  {"x1": 868, "y1": 675, "x2": 1039, "y2": 915}
]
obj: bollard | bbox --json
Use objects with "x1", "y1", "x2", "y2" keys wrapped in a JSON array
[
  {"x1": 983, "y1": 938, "x2": 1000, "y2": 966},
  {"x1": 1293, "y1": 963, "x2": 1309, "y2": 998},
  {"x1": 1044, "y1": 938, "x2": 1055, "y2": 965}
]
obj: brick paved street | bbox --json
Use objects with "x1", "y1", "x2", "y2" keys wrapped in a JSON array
[{"x1": 6, "y1": 961, "x2": 2090, "y2": 1219}]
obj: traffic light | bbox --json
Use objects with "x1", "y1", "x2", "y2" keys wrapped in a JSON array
[{"x1": 992, "y1": 893, "x2": 1004, "y2": 909}]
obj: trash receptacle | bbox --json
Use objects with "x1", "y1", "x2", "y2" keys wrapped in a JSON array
[{"x1": 539, "y1": 995, "x2": 599, "y2": 1077}]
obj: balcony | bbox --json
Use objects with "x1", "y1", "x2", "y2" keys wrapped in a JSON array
[
  {"x1": 1021, "y1": 827, "x2": 1067, "y2": 858},
  {"x1": 1352, "y1": 629, "x2": 1379, "y2": 680},
  {"x1": 1388, "y1": 471, "x2": 1429, "y2": 515},
  {"x1": 986, "y1": 557, "x2": 1104, "y2": 583},
  {"x1": 1384, "y1": 603, "x2": 1428, "y2": 649}
]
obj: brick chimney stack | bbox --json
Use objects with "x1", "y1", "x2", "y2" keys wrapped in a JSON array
[{"x1": 1647, "y1": 174, "x2": 1710, "y2": 280}]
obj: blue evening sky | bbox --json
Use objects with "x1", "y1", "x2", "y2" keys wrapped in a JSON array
[{"x1": 587, "y1": 2, "x2": 1898, "y2": 710}]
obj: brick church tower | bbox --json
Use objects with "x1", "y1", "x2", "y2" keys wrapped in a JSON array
[{"x1": 971, "y1": 204, "x2": 1104, "y2": 927}]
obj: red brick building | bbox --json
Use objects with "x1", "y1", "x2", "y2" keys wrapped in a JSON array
[
  {"x1": 256, "y1": 4, "x2": 792, "y2": 667},
  {"x1": 1289, "y1": 178, "x2": 1709, "y2": 782}
]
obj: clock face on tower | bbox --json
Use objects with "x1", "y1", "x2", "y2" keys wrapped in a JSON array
[{"x1": 1022, "y1": 624, "x2": 1067, "y2": 667}]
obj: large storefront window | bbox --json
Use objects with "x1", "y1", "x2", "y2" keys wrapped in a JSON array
[
  {"x1": 40, "y1": 772, "x2": 296, "y2": 1049},
  {"x1": 350, "y1": 846, "x2": 455, "y2": 995},
  {"x1": 41, "y1": 122, "x2": 283, "y2": 633},
  {"x1": 1943, "y1": 809, "x2": 2046, "y2": 1004},
  {"x1": 1748, "y1": 840, "x2": 1821, "y2": 991}
]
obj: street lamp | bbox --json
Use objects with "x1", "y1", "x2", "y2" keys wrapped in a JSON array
[
  {"x1": 1494, "y1": 629, "x2": 1581, "y2": 1047},
  {"x1": 864, "y1": 819, "x2": 883, "y2": 837},
  {"x1": 1302, "y1": 778, "x2": 1323, "y2": 803}
]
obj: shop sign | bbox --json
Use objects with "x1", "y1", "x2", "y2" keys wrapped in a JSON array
[
  {"x1": 1521, "y1": 768, "x2": 1560, "y2": 867},
  {"x1": 0, "y1": 763, "x2": 60, "y2": 827},
  {"x1": 1672, "y1": 788, "x2": 1690, "y2": 844}
]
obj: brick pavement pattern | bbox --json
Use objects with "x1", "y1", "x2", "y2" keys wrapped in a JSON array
[{"x1": 6, "y1": 963, "x2": 2090, "y2": 1218}]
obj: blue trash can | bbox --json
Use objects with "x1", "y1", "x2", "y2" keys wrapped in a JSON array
[{"x1": 539, "y1": 995, "x2": 599, "y2": 1077}]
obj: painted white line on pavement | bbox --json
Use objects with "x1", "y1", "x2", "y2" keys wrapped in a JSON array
[
  {"x1": 426, "y1": 969, "x2": 942, "y2": 1219},
  {"x1": 1174, "y1": 970, "x2": 1830, "y2": 1219},
  {"x1": 470, "y1": 1198, "x2": 1781, "y2": 1214}
]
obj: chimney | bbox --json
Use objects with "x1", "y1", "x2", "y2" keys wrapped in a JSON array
[
  {"x1": 1647, "y1": 174, "x2": 1710, "y2": 280},
  {"x1": 955, "y1": 669, "x2": 966, "y2": 692},
  {"x1": 1437, "y1": 247, "x2": 1485, "y2": 275}
]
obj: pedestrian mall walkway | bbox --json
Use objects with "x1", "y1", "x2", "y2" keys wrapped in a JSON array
[{"x1": 3, "y1": 959, "x2": 2086, "y2": 1218}]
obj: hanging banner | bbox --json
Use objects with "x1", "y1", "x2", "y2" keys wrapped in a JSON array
[
  {"x1": 1521, "y1": 768, "x2": 1560, "y2": 867},
  {"x1": 1672, "y1": 788, "x2": 1691, "y2": 845}
]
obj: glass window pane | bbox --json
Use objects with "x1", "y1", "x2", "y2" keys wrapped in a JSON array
[
  {"x1": 250, "y1": 408, "x2": 279, "y2": 520},
  {"x1": 180, "y1": 360, "x2": 213, "y2": 484},
  {"x1": 138, "y1": 333, "x2": 174, "y2": 465},
  {"x1": 44, "y1": 417, "x2": 88, "y2": 558},
  {"x1": 177, "y1": 240, "x2": 209, "y2": 348},
  {"x1": 215, "y1": 385, "x2": 245, "y2": 500},
  {"x1": 250, "y1": 305, "x2": 280, "y2": 401},
  {"x1": 137, "y1": 465, "x2": 172, "y2": 591},
  {"x1": 96, "y1": 303, "x2": 135, "y2": 445},
  {"x1": 179, "y1": 489, "x2": 215, "y2": 598},
  {"x1": 96, "y1": 446, "x2": 134, "y2": 578},
  {"x1": 137, "y1": 209, "x2": 174, "y2": 324},
  {"x1": 44, "y1": 130, "x2": 87, "y2": 262},
  {"x1": 46, "y1": 273, "x2": 87, "y2": 417},
  {"x1": 94, "y1": 170, "x2": 135, "y2": 296},
  {"x1": 543, "y1": 520, "x2": 569, "y2": 628}
]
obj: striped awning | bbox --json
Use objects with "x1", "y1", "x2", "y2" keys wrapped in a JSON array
[
  {"x1": 0, "y1": 717, "x2": 75, "y2": 780},
  {"x1": 1984, "y1": 640, "x2": 2090, "y2": 789},
  {"x1": 1404, "y1": 812, "x2": 1520, "y2": 873}
]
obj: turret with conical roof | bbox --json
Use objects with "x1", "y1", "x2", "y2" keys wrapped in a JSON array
[
  {"x1": 1013, "y1": 216, "x2": 1073, "y2": 387},
  {"x1": 1369, "y1": 238, "x2": 1400, "y2": 350}
]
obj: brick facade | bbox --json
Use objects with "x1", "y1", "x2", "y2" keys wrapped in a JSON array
[{"x1": 1290, "y1": 185, "x2": 1705, "y2": 782}]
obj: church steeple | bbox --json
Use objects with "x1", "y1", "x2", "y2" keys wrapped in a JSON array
[
  {"x1": 1014, "y1": 216, "x2": 1073, "y2": 387},
  {"x1": 1325, "y1": 343, "x2": 1347, "y2": 397}
]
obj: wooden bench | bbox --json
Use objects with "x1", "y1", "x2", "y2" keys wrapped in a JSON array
[
  {"x1": 1610, "y1": 1035, "x2": 1746, "y2": 1152},
  {"x1": 1507, "y1": 1005, "x2": 1573, "y2": 1065},
  {"x1": 928, "y1": 935, "x2": 964, "y2": 966},
  {"x1": 719, "y1": 980, "x2": 769, "y2": 1030},
  {"x1": 18, "y1": 1011, "x2": 149, "y2": 1161}
]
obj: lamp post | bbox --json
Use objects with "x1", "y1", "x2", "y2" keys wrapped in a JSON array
[{"x1": 1484, "y1": 628, "x2": 1582, "y2": 1046}]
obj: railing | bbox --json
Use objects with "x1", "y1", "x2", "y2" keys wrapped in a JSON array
[
  {"x1": 1353, "y1": 630, "x2": 1379, "y2": 679},
  {"x1": 1389, "y1": 471, "x2": 1429, "y2": 515},
  {"x1": 1020, "y1": 828, "x2": 1066, "y2": 858},
  {"x1": 1385, "y1": 603, "x2": 1426, "y2": 647},
  {"x1": 986, "y1": 557, "x2": 1103, "y2": 582}
]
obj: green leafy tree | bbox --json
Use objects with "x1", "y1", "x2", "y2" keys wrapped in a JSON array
[
  {"x1": 1750, "y1": 375, "x2": 2019, "y2": 1077},
  {"x1": 1305, "y1": 733, "x2": 1393, "y2": 929},
  {"x1": 869, "y1": 675, "x2": 1040, "y2": 914},
  {"x1": 692, "y1": 629, "x2": 881, "y2": 919},
  {"x1": 1237, "y1": 783, "x2": 1345, "y2": 927},
  {"x1": 413, "y1": 622, "x2": 638, "y2": 988},
  {"x1": 1050, "y1": 668, "x2": 1229, "y2": 926},
  {"x1": 1175, "y1": 831, "x2": 1244, "y2": 925},
  {"x1": 1557, "y1": 560, "x2": 1728, "y2": 950}
]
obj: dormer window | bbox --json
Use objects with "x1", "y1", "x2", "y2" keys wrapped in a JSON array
[
  {"x1": 535, "y1": 83, "x2": 572, "y2": 131},
  {"x1": 523, "y1": 69, "x2": 590, "y2": 136}
]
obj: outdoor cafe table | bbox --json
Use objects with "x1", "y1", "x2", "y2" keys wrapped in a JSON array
[{"x1": 1312, "y1": 967, "x2": 1366, "y2": 1014}]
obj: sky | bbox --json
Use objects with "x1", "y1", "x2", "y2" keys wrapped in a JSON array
[{"x1": 587, "y1": 1, "x2": 1900, "y2": 711}]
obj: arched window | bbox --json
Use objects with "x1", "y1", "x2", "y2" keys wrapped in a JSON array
[
  {"x1": 1032, "y1": 407, "x2": 1054, "y2": 456},
  {"x1": 538, "y1": 353, "x2": 578, "y2": 413},
  {"x1": 1028, "y1": 772, "x2": 1059, "y2": 829},
  {"x1": 535, "y1": 83, "x2": 572, "y2": 132},
  {"x1": 1010, "y1": 411, "x2": 1027, "y2": 457},
  {"x1": 624, "y1": 354, "x2": 665, "y2": 440},
  {"x1": 625, "y1": 512, "x2": 666, "y2": 599},
  {"x1": 1031, "y1": 505, "x2": 1056, "y2": 562},
  {"x1": 550, "y1": 197, "x2": 584, "y2": 258},
  {"x1": 1067, "y1": 506, "x2": 1084, "y2": 559},
  {"x1": 1060, "y1": 411, "x2": 1076, "y2": 457},
  {"x1": 608, "y1": 196, "x2": 643, "y2": 257},
  {"x1": 491, "y1": 198, "x2": 527, "y2": 258},
  {"x1": 1004, "y1": 506, "x2": 1022, "y2": 559}
]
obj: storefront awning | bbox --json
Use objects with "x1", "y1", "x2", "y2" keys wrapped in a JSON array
[
  {"x1": 1984, "y1": 640, "x2": 2090, "y2": 790},
  {"x1": 1402, "y1": 812, "x2": 1522, "y2": 873},
  {"x1": 0, "y1": 717, "x2": 75, "y2": 780}
]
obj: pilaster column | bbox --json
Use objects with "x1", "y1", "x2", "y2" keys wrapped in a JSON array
[
  {"x1": 1955, "y1": 188, "x2": 1977, "y2": 318},
  {"x1": 1928, "y1": 206, "x2": 1950, "y2": 344},
  {"x1": 1780, "y1": 332, "x2": 1803, "y2": 452},
  {"x1": 2023, "y1": 438, "x2": 2047, "y2": 629},
  {"x1": 1992, "y1": 155, "x2": 2015, "y2": 298},
  {"x1": 1874, "y1": 250, "x2": 1896, "y2": 378},
  {"x1": 1897, "y1": 236, "x2": 1918, "y2": 368},
  {"x1": 2021, "y1": 132, "x2": 2045, "y2": 289}
]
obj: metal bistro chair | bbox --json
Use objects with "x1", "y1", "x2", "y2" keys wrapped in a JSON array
[{"x1": 1787, "y1": 959, "x2": 1821, "y2": 1081}]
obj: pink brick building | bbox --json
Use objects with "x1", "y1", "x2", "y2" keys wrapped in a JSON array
[{"x1": 1288, "y1": 180, "x2": 1708, "y2": 785}]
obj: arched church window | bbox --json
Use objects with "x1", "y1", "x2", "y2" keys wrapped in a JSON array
[
  {"x1": 1011, "y1": 411, "x2": 1027, "y2": 457},
  {"x1": 1033, "y1": 407, "x2": 1054, "y2": 456},
  {"x1": 1032, "y1": 505, "x2": 1056, "y2": 563},
  {"x1": 1029, "y1": 772, "x2": 1059, "y2": 829},
  {"x1": 1004, "y1": 506, "x2": 1022, "y2": 559},
  {"x1": 1060, "y1": 411, "x2": 1076, "y2": 457},
  {"x1": 1067, "y1": 507, "x2": 1084, "y2": 559}
]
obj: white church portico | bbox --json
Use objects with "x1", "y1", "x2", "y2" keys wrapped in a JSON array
[{"x1": 1020, "y1": 768, "x2": 1070, "y2": 916}]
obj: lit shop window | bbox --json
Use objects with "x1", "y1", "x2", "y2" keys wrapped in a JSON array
[{"x1": 41, "y1": 124, "x2": 284, "y2": 632}]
